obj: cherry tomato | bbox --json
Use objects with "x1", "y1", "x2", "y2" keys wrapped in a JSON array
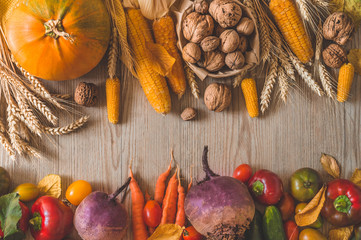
[
  {"x1": 183, "y1": 226, "x2": 203, "y2": 240},
  {"x1": 66, "y1": 180, "x2": 92, "y2": 206},
  {"x1": 233, "y1": 164, "x2": 252, "y2": 183},
  {"x1": 284, "y1": 220, "x2": 299, "y2": 240},
  {"x1": 143, "y1": 200, "x2": 162, "y2": 228},
  {"x1": 13, "y1": 183, "x2": 39, "y2": 202},
  {"x1": 278, "y1": 192, "x2": 295, "y2": 221},
  {"x1": 299, "y1": 228, "x2": 326, "y2": 240}
]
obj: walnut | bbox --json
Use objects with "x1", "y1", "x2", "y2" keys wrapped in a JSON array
[
  {"x1": 219, "y1": 29, "x2": 239, "y2": 53},
  {"x1": 74, "y1": 82, "x2": 98, "y2": 107},
  {"x1": 215, "y1": 24, "x2": 226, "y2": 36},
  {"x1": 238, "y1": 35, "x2": 248, "y2": 52},
  {"x1": 209, "y1": 0, "x2": 242, "y2": 28},
  {"x1": 183, "y1": 12, "x2": 214, "y2": 43},
  {"x1": 204, "y1": 83, "x2": 232, "y2": 112},
  {"x1": 322, "y1": 43, "x2": 347, "y2": 68},
  {"x1": 203, "y1": 50, "x2": 225, "y2": 72},
  {"x1": 225, "y1": 51, "x2": 245, "y2": 70},
  {"x1": 323, "y1": 12, "x2": 354, "y2": 46},
  {"x1": 200, "y1": 36, "x2": 220, "y2": 52},
  {"x1": 181, "y1": 107, "x2": 197, "y2": 121},
  {"x1": 182, "y1": 42, "x2": 202, "y2": 63},
  {"x1": 236, "y1": 17, "x2": 255, "y2": 36},
  {"x1": 194, "y1": 0, "x2": 209, "y2": 14}
]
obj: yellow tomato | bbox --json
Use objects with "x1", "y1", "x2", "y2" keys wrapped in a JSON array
[
  {"x1": 13, "y1": 183, "x2": 39, "y2": 202},
  {"x1": 66, "y1": 180, "x2": 92, "y2": 206},
  {"x1": 299, "y1": 229, "x2": 326, "y2": 240}
]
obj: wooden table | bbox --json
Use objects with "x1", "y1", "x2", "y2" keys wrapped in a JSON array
[{"x1": 1, "y1": 30, "x2": 360, "y2": 240}]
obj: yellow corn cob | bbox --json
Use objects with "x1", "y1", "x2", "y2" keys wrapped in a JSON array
[
  {"x1": 153, "y1": 15, "x2": 186, "y2": 98},
  {"x1": 126, "y1": 8, "x2": 171, "y2": 114},
  {"x1": 337, "y1": 63, "x2": 355, "y2": 102},
  {"x1": 241, "y1": 78, "x2": 259, "y2": 118},
  {"x1": 106, "y1": 77, "x2": 121, "y2": 124},
  {"x1": 269, "y1": 0, "x2": 314, "y2": 63}
]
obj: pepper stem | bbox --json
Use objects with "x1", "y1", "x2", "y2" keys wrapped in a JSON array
[
  {"x1": 334, "y1": 195, "x2": 352, "y2": 213},
  {"x1": 202, "y1": 146, "x2": 219, "y2": 180},
  {"x1": 29, "y1": 212, "x2": 42, "y2": 231},
  {"x1": 110, "y1": 177, "x2": 131, "y2": 201},
  {"x1": 252, "y1": 180, "x2": 264, "y2": 196}
]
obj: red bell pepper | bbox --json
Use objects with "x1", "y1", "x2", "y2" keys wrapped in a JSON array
[
  {"x1": 321, "y1": 179, "x2": 361, "y2": 227},
  {"x1": 0, "y1": 201, "x2": 30, "y2": 237},
  {"x1": 29, "y1": 196, "x2": 74, "y2": 240}
]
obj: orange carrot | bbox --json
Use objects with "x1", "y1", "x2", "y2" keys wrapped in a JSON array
[
  {"x1": 154, "y1": 154, "x2": 173, "y2": 205},
  {"x1": 188, "y1": 166, "x2": 193, "y2": 193},
  {"x1": 175, "y1": 168, "x2": 186, "y2": 227},
  {"x1": 129, "y1": 167, "x2": 148, "y2": 240},
  {"x1": 160, "y1": 171, "x2": 179, "y2": 224}
]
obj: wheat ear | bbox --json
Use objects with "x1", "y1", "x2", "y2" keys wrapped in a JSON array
[
  {"x1": 185, "y1": 65, "x2": 199, "y2": 99},
  {"x1": 108, "y1": 27, "x2": 118, "y2": 79},
  {"x1": 0, "y1": 118, "x2": 15, "y2": 160},
  {"x1": 51, "y1": 94, "x2": 72, "y2": 100},
  {"x1": 43, "y1": 116, "x2": 89, "y2": 135},
  {"x1": 278, "y1": 66, "x2": 289, "y2": 103},
  {"x1": 7, "y1": 104, "x2": 23, "y2": 155},
  {"x1": 260, "y1": 58, "x2": 278, "y2": 113},
  {"x1": 233, "y1": 70, "x2": 248, "y2": 88}
]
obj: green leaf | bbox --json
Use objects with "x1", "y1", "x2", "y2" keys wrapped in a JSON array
[{"x1": 0, "y1": 193, "x2": 25, "y2": 240}]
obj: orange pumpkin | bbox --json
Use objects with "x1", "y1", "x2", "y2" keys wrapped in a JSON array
[{"x1": 4, "y1": 0, "x2": 111, "y2": 81}]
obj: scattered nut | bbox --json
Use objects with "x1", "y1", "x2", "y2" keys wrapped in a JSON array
[
  {"x1": 238, "y1": 35, "x2": 248, "y2": 52},
  {"x1": 181, "y1": 108, "x2": 197, "y2": 121},
  {"x1": 209, "y1": 0, "x2": 242, "y2": 28},
  {"x1": 219, "y1": 29, "x2": 239, "y2": 53},
  {"x1": 323, "y1": 12, "x2": 354, "y2": 46},
  {"x1": 225, "y1": 51, "x2": 245, "y2": 70},
  {"x1": 204, "y1": 83, "x2": 232, "y2": 112},
  {"x1": 203, "y1": 50, "x2": 226, "y2": 72},
  {"x1": 182, "y1": 42, "x2": 202, "y2": 63},
  {"x1": 74, "y1": 82, "x2": 98, "y2": 107},
  {"x1": 215, "y1": 24, "x2": 226, "y2": 36},
  {"x1": 322, "y1": 43, "x2": 347, "y2": 68},
  {"x1": 183, "y1": 12, "x2": 214, "y2": 43},
  {"x1": 194, "y1": 0, "x2": 209, "y2": 14},
  {"x1": 236, "y1": 17, "x2": 255, "y2": 36},
  {"x1": 200, "y1": 36, "x2": 220, "y2": 52}
]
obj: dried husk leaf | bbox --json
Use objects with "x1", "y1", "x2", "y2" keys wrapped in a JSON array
[
  {"x1": 350, "y1": 168, "x2": 361, "y2": 188},
  {"x1": 37, "y1": 174, "x2": 61, "y2": 198},
  {"x1": 329, "y1": 226, "x2": 354, "y2": 240},
  {"x1": 295, "y1": 185, "x2": 327, "y2": 227},
  {"x1": 348, "y1": 49, "x2": 361, "y2": 75},
  {"x1": 148, "y1": 224, "x2": 184, "y2": 240},
  {"x1": 137, "y1": 0, "x2": 176, "y2": 20},
  {"x1": 321, "y1": 153, "x2": 340, "y2": 179}
]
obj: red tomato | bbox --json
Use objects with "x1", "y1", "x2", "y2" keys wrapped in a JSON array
[
  {"x1": 278, "y1": 192, "x2": 295, "y2": 221},
  {"x1": 183, "y1": 226, "x2": 203, "y2": 240},
  {"x1": 284, "y1": 220, "x2": 299, "y2": 240},
  {"x1": 143, "y1": 200, "x2": 162, "y2": 228},
  {"x1": 233, "y1": 164, "x2": 253, "y2": 183}
]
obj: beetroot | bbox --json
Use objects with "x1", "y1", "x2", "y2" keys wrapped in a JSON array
[
  {"x1": 185, "y1": 146, "x2": 255, "y2": 240},
  {"x1": 74, "y1": 178, "x2": 130, "y2": 240}
]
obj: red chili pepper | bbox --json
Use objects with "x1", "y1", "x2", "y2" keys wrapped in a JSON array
[
  {"x1": 321, "y1": 179, "x2": 361, "y2": 227},
  {"x1": 29, "y1": 196, "x2": 74, "y2": 240},
  {"x1": 248, "y1": 169, "x2": 284, "y2": 205}
]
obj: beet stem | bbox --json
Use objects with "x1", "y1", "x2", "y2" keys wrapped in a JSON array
[
  {"x1": 202, "y1": 146, "x2": 218, "y2": 180},
  {"x1": 110, "y1": 177, "x2": 131, "y2": 201}
]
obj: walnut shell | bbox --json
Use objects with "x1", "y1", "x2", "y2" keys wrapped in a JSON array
[
  {"x1": 74, "y1": 82, "x2": 98, "y2": 107},
  {"x1": 203, "y1": 50, "x2": 226, "y2": 72},
  {"x1": 215, "y1": 24, "x2": 226, "y2": 36},
  {"x1": 194, "y1": 0, "x2": 209, "y2": 14},
  {"x1": 323, "y1": 12, "x2": 354, "y2": 46},
  {"x1": 225, "y1": 51, "x2": 245, "y2": 70},
  {"x1": 183, "y1": 12, "x2": 214, "y2": 43},
  {"x1": 204, "y1": 83, "x2": 232, "y2": 112},
  {"x1": 238, "y1": 35, "x2": 248, "y2": 53},
  {"x1": 236, "y1": 17, "x2": 255, "y2": 36},
  {"x1": 219, "y1": 29, "x2": 239, "y2": 53},
  {"x1": 181, "y1": 107, "x2": 197, "y2": 121},
  {"x1": 182, "y1": 43, "x2": 202, "y2": 63},
  {"x1": 209, "y1": 0, "x2": 242, "y2": 28},
  {"x1": 200, "y1": 36, "x2": 220, "y2": 52},
  {"x1": 322, "y1": 43, "x2": 347, "y2": 69}
]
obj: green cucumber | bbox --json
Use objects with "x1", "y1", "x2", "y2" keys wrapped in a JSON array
[
  {"x1": 263, "y1": 206, "x2": 286, "y2": 240},
  {"x1": 245, "y1": 209, "x2": 263, "y2": 240}
]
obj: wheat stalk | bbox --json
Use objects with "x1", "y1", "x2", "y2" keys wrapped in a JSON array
[
  {"x1": 43, "y1": 116, "x2": 89, "y2": 136},
  {"x1": 278, "y1": 66, "x2": 289, "y2": 103},
  {"x1": 295, "y1": 0, "x2": 319, "y2": 34},
  {"x1": 0, "y1": 118, "x2": 15, "y2": 160},
  {"x1": 260, "y1": 58, "x2": 278, "y2": 113},
  {"x1": 51, "y1": 94, "x2": 72, "y2": 100},
  {"x1": 108, "y1": 27, "x2": 118, "y2": 79},
  {"x1": 184, "y1": 65, "x2": 199, "y2": 99},
  {"x1": 7, "y1": 104, "x2": 23, "y2": 155}
]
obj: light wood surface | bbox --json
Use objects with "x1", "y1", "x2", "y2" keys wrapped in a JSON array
[{"x1": 1, "y1": 28, "x2": 360, "y2": 240}]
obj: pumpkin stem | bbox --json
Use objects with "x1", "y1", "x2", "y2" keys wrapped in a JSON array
[{"x1": 44, "y1": 19, "x2": 74, "y2": 43}]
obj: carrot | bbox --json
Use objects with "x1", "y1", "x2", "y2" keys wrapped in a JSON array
[
  {"x1": 175, "y1": 168, "x2": 186, "y2": 227},
  {"x1": 154, "y1": 153, "x2": 173, "y2": 205},
  {"x1": 145, "y1": 190, "x2": 151, "y2": 202},
  {"x1": 188, "y1": 177, "x2": 193, "y2": 193},
  {"x1": 160, "y1": 171, "x2": 179, "y2": 224},
  {"x1": 129, "y1": 166, "x2": 148, "y2": 240}
]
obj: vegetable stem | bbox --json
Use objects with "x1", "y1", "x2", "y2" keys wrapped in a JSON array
[
  {"x1": 252, "y1": 180, "x2": 264, "y2": 196},
  {"x1": 202, "y1": 146, "x2": 218, "y2": 180},
  {"x1": 110, "y1": 177, "x2": 131, "y2": 201},
  {"x1": 29, "y1": 212, "x2": 42, "y2": 231},
  {"x1": 333, "y1": 195, "x2": 352, "y2": 213}
]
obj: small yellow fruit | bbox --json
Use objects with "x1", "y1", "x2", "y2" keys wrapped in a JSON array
[
  {"x1": 66, "y1": 180, "x2": 92, "y2": 206},
  {"x1": 13, "y1": 183, "x2": 40, "y2": 202}
]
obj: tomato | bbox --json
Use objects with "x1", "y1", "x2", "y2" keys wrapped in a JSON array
[
  {"x1": 143, "y1": 200, "x2": 162, "y2": 228},
  {"x1": 290, "y1": 168, "x2": 322, "y2": 202},
  {"x1": 233, "y1": 164, "x2": 253, "y2": 183},
  {"x1": 13, "y1": 183, "x2": 39, "y2": 202},
  {"x1": 299, "y1": 229, "x2": 326, "y2": 240},
  {"x1": 295, "y1": 203, "x2": 323, "y2": 229},
  {"x1": 278, "y1": 192, "x2": 295, "y2": 221},
  {"x1": 66, "y1": 180, "x2": 92, "y2": 206},
  {"x1": 183, "y1": 226, "x2": 203, "y2": 240},
  {"x1": 284, "y1": 220, "x2": 299, "y2": 240}
]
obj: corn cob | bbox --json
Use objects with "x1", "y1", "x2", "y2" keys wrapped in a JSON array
[
  {"x1": 126, "y1": 8, "x2": 171, "y2": 114},
  {"x1": 106, "y1": 77, "x2": 121, "y2": 124},
  {"x1": 241, "y1": 78, "x2": 259, "y2": 118},
  {"x1": 337, "y1": 63, "x2": 355, "y2": 102},
  {"x1": 153, "y1": 15, "x2": 186, "y2": 98},
  {"x1": 269, "y1": 0, "x2": 314, "y2": 63}
]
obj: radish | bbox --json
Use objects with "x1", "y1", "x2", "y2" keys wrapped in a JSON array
[
  {"x1": 185, "y1": 146, "x2": 255, "y2": 239},
  {"x1": 74, "y1": 177, "x2": 130, "y2": 240}
]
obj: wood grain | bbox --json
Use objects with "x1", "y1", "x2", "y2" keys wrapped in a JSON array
[{"x1": 1, "y1": 30, "x2": 360, "y2": 240}]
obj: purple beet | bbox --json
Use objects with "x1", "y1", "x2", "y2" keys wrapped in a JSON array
[{"x1": 185, "y1": 146, "x2": 255, "y2": 240}]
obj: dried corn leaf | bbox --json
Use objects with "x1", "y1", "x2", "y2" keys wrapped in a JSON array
[
  {"x1": 295, "y1": 185, "x2": 327, "y2": 227},
  {"x1": 321, "y1": 153, "x2": 340, "y2": 179},
  {"x1": 148, "y1": 224, "x2": 184, "y2": 240},
  {"x1": 329, "y1": 226, "x2": 354, "y2": 240},
  {"x1": 348, "y1": 49, "x2": 361, "y2": 75},
  {"x1": 351, "y1": 168, "x2": 361, "y2": 188},
  {"x1": 37, "y1": 174, "x2": 61, "y2": 198}
]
